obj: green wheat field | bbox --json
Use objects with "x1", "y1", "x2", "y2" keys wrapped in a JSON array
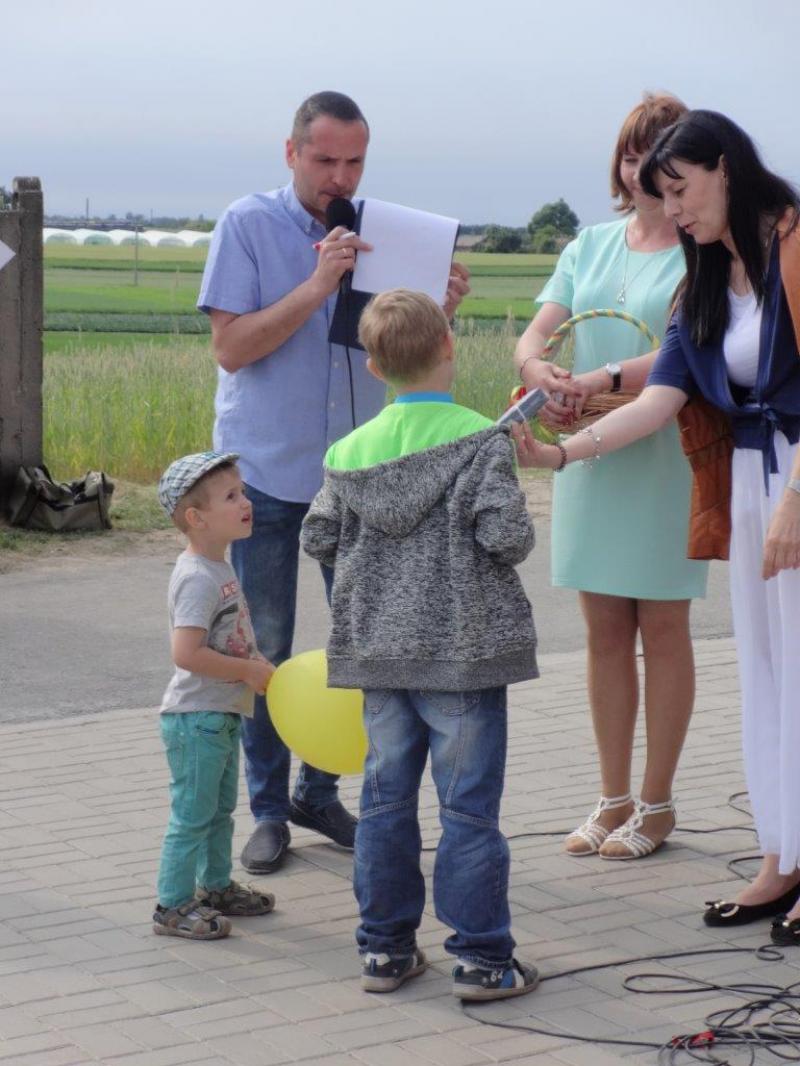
[{"x1": 42, "y1": 244, "x2": 555, "y2": 483}]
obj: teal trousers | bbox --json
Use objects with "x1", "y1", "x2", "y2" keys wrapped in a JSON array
[{"x1": 156, "y1": 711, "x2": 241, "y2": 908}]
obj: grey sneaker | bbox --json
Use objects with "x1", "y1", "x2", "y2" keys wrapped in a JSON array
[
  {"x1": 361, "y1": 947, "x2": 427, "y2": 992},
  {"x1": 452, "y1": 957, "x2": 539, "y2": 1000}
]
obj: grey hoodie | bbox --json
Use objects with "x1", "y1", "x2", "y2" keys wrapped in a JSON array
[{"x1": 301, "y1": 426, "x2": 538, "y2": 691}]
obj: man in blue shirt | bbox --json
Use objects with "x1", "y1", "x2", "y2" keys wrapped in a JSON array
[{"x1": 198, "y1": 91, "x2": 469, "y2": 874}]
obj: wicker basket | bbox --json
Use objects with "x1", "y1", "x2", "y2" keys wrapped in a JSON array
[
  {"x1": 518, "y1": 309, "x2": 659, "y2": 432},
  {"x1": 569, "y1": 391, "x2": 639, "y2": 431}
]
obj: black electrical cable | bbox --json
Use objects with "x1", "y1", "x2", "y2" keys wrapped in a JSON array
[
  {"x1": 323, "y1": 196, "x2": 358, "y2": 430},
  {"x1": 420, "y1": 811, "x2": 755, "y2": 852},
  {"x1": 298, "y1": 792, "x2": 800, "y2": 1063},
  {"x1": 453, "y1": 793, "x2": 800, "y2": 1064},
  {"x1": 460, "y1": 944, "x2": 800, "y2": 1065},
  {"x1": 344, "y1": 337, "x2": 356, "y2": 430}
]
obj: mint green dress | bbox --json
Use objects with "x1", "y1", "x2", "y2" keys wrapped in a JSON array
[{"x1": 538, "y1": 219, "x2": 708, "y2": 599}]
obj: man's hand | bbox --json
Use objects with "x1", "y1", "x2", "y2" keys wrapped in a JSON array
[
  {"x1": 762, "y1": 491, "x2": 800, "y2": 579},
  {"x1": 443, "y1": 262, "x2": 470, "y2": 320},
  {"x1": 244, "y1": 657, "x2": 276, "y2": 695},
  {"x1": 312, "y1": 226, "x2": 373, "y2": 298}
]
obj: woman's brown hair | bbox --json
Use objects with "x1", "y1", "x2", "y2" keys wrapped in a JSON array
[{"x1": 611, "y1": 92, "x2": 687, "y2": 212}]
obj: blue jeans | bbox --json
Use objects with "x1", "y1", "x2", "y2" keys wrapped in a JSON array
[
  {"x1": 157, "y1": 712, "x2": 241, "y2": 908},
  {"x1": 231, "y1": 484, "x2": 337, "y2": 823},
  {"x1": 354, "y1": 687, "x2": 514, "y2": 969}
]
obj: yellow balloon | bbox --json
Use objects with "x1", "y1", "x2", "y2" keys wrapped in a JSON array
[{"x1": 266, "y1": 649, "x2": 366, "y2": 775}]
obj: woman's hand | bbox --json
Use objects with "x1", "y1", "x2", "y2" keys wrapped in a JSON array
[
  {"x1": 521, "y1": 359, "x2": 581, "y2": 430},
  {"x1": 510, "y1": 422, "x2": 563, "y2": 469},
  {"x1": 762, "y1": 491, "x2": 800, "y2": 579},
  {"x1": 537, "y1": 367, "x2": 608, "y2": 431},
  {"x1": 520, "y1": 356, "x2": 573, "y2": 396}
]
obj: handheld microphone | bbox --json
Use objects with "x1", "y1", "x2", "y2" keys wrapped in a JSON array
[
  {"x1": 497, "y1": 387, "x2": 549, "y2": 427},
  {"x1": 325, "y1": 196, "x2": 356, "y2": 232},
  {"x1": 325, "y1": 197, "x2": 357, "y2": 294}
]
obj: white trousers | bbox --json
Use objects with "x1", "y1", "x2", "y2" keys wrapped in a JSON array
[{"x1": 731, "y1": 432, "x2": 800, "y2": 874}]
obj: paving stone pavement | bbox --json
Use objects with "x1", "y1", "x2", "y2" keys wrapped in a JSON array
[{"x1": 0, "y1": 636, "x2": 793, "y2": 1065}]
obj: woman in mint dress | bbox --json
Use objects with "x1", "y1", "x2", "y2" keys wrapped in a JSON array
[{"x1": 514, "y1": 93, "x2": 708, "y2": 859}]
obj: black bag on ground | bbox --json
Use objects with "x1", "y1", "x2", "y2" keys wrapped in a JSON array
[{"x1": 7, "y1": 465, "x2": 114, "y2": 532}]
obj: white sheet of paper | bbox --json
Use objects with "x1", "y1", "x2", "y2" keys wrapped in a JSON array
[
  {"x1": 0, "y1": 239, "x2": 15, "y2": 273},
  {"x1": 352, "y1": 198, "x2": 459, "y2": 305}
]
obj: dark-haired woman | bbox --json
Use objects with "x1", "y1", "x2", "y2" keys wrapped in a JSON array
[
  {"x1": 514, "y1": 94, "x2": 708, "y2": 861},
  {"x1": 516, "y1": 110, "x2": 800, "y2": 938}
]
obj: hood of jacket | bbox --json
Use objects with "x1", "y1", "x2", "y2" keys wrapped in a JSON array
[{"x1": 324, "y1": 425, "x2": 508, "y2": 537}]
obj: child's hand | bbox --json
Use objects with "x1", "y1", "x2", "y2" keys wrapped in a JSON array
[{"x1": 244, "y1": 658, "x2": 276, "y2": 695}]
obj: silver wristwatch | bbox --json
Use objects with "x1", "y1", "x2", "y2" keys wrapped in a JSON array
[
  {"x1": 787, "y1": 478, "x2": 800, "y2": 496},
  {"x1": 604, "y1": 362, "x2": 622, "y2": 393}
]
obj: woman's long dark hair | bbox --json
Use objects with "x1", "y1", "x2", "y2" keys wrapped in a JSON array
[{"x1": 639, "y1": 110, "x2": 799, "y2": 347}]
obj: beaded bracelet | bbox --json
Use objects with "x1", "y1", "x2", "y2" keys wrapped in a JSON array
[
  {"x1": 553, "y1": 442, "x2": 567, "y2": 472},
  {"x1": 578, "y1": 425, "x2": 602, "y2": 467}
]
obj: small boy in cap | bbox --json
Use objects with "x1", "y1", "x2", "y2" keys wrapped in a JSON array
[{"x1": 153, "y1": 452, "x2": 276, "y2": 939}]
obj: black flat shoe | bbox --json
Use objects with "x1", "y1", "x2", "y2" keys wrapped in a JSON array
[
  {"x1": 704, "y1": 882, "x2": 800, "y2": 927},
  {"x1": 240, "y1": 821, "x2": 291, "y2": 875},
  {"x1": 289, "y1": 799, "x2": 356, "y2": 850},
  {"x1": 771, "y1": 915, "x2": 800, "y2": 945}
]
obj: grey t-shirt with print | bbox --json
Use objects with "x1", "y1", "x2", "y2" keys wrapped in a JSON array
[{"x1": 160, "y1": 551, "x2": 257, "y2": 717}]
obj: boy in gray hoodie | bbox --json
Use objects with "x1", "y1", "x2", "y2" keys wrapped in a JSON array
[{"x1": 301, "y1": 290, "x2": 539, "y2": 1001}]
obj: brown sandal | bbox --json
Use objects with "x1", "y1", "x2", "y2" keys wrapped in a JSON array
[
  {"x1": 197, "y1": 880, "x2": 275, "y2": 916},
  {"x1": 152, "y1": 899, "x2": 232, "y2": 940}
]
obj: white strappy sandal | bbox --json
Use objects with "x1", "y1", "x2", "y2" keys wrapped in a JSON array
[
  {"x1": 598, "y1": 798, "x2": 676, "y2": 860},
  {"x1": 564, "y1": 793, "x2": 634, "y2": 856}
]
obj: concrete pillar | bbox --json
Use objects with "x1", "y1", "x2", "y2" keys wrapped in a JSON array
[{"x1": 0, "y1": 177, "x2": 43, "y2": 506}]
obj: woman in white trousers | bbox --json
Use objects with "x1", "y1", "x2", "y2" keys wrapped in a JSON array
[{"x1": 517, "y1": 108, "x2": 800, "y2": 941}]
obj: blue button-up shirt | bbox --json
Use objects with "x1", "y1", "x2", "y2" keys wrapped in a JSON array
[{"x1": 198, "y1": 183, "x2": 386, "y2": 502}]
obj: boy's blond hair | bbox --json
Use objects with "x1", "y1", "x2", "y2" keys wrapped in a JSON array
[{"x1": 358, "y1": 289, "x2": 450, "y2": 383}]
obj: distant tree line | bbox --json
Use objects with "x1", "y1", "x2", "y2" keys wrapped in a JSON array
[
  {"x1": 42, "y1": 210, "x2": 215, "y2": 232},
  {"x1": 465, "y1": 198, "x2": 579, "y2": 254},
  {"x1": 36, "y1": 197, "x2": 579, "y2": 248}
]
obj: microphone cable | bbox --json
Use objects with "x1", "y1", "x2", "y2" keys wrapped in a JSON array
[
  {"x1": 297, "y1": 791, "x2": 800, "y2": 1062},
  {"x1": 324, "y1": 196, "x2": 358, "y2": 430},
  {"x1": 342, "y1": 296, "x2": 356, "y2": 430}
]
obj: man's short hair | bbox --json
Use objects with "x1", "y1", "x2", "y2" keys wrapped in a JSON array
[
  {"x1": 358, "y1": 290, "x2": 450, "y2": 384},
  {"x1": 291, "y1": 91, "x2": 369, "y2": 145}
]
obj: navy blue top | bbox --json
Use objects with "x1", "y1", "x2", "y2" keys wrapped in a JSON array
[{"x1": 648, "y1": 238, "x2": 800, "y2": 489}]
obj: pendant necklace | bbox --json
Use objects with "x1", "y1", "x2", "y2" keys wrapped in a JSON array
[{"x1": 616, "y1": 243, "x2": 654, "y2": 305}]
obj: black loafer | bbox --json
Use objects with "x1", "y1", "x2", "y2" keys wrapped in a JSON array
[
  {"x1": 240, "y1": 821, "x2": 291, "y2": 875},
  {"x1": 771, "y1": 915, "x2": 800, "y2": 945},
  {"x1": 704, "y1": 882, "x2": 800, "y2": 927},
  {"x1": 289, "y1": 799, "x2": 357, "y2": 850}
]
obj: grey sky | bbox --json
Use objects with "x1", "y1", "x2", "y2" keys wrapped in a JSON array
[{"x1": 5, "y1": 0, "x2": 797, "y2": 228}]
